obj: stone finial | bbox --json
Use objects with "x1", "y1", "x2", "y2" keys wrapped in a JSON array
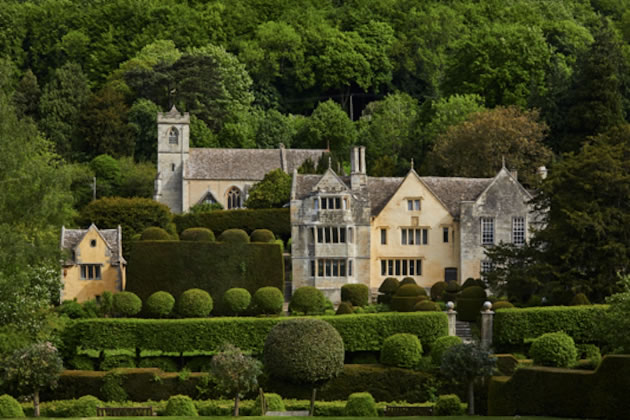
[
  {"x1": 446, "y1": 301, "x2": 455, "y2": 311},
  {"x1": 483, "y1": 301, "x2": 493, "y2": 312}
]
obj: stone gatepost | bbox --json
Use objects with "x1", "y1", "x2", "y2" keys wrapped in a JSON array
[
  {"x1": 446, "y1": 301, "x2": 457, "y2": 336},
  {"x1": 480, "y1": 301, "x2": 494, "y2": 349}
]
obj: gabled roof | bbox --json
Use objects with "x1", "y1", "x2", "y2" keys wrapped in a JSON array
[
  {"x1": 474, "y1": 167, "x2": 533, "y2": 203},
  {"x1": 60, "y1": 224, "x2": 125, "y2": 266},
  {"x1": 184, "y1": 148, "x2": 327, "y2": 181}
]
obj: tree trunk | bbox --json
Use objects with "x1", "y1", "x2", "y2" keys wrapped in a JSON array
[
  {"x1": 233, "y1": 394, "x2": 240, "y2": 416},
  {"x1": 310, "y1": 388, "x2": 317, "y2": 416},
  {"x1": 34, "y1": 390, "x2": 40, "y2": 417},
  {"x1": 467, "y1": 381, "x2": 475, "y2": 415}
]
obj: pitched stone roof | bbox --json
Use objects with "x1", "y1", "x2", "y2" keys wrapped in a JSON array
[
  {"x1": 184, "y1": 148, "x2": 327, "y2": 180},
  {"x1": 293, "y1": 173, "x2": 493, "y2": 218},
  {"x1": 60, "y1": 225, "x2": 125, "y2": 265}
]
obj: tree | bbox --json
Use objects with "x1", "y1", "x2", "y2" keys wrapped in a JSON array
[
  {"x1": 90, "y1": 154, "x2": 121, "y2": 198},
  {"x1": 245, "y1": 169, "x2": 291, "y2": 209},
  {"x1": 117, "y1": 157, "x2": 156, "y2": 199},
  {"x1": 426, "y1": 106, "x2": 552, "y2": 186},
  {"x1": 209, "y1": 343, "x2": 262, "y2": 416},
  {"x1": 128, "y1": 99, "x2": 161, "y2": 162},
  {"x1": 440, "y1": 343, "x2": 496, "y2": 415},
  {"x1": 599, "y1": 275, "x2": 630, "y2": 353},
  {"x1": 2, "y1": 342, "x2": 63, "y2": 417},
  {"x1": 12, "y1": 69, "x2": 40, "y2": 119}
]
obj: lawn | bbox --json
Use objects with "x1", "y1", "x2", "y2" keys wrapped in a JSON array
[{"x1": 23, "y1": 416, "x2": 583, "y2": 420}]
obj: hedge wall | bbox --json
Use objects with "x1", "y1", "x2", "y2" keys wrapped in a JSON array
[
  {"x1": 126, "y1": 241, "x2": 283, "y2": 313},
  {"x1": 493, "y1": 305, "x2": 608, "y2": 350},
  {"x1": 488, "y1": 355, "x2": 630, "y2": 418},
  {"x1": 173, "y1": 208, "x2": 290, "y2": 242},
  {"x1": 63, "y1": 312, "x2": 448, "y2": 355}
]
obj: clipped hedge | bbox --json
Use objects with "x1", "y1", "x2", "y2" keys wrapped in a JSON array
[
  {"x1": 341, "y1": 284, "x2": 369, "y2": 307},
  {"x1": 218, "y1": 228, "x2": 250, "y2": 243},
  {"x1": 250, "y1": 229, "x2": 275, "y2": 243},
  {"x1": 488, "y1": 355, "x2": 630, "y2": 418},
  {"x1": 63, "y1": 312, "x2": 448, "y2": 355},
  {"x1": 180, "y1": 228, "x2": 215, "y2": 242},
  {"x1": 141, "y1": 227, "x2": 172, "y2": 241},
  {"x1": 126, "y1": 241, "x2": 283, "y2": 314},
  {"x1": 493, "y1": 305, "x2": 608, "y2": 350},
  {"x1": 173, "y1": 208, "x2": 290, "y2": 242}
]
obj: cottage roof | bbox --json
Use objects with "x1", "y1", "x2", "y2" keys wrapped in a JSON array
[
  {"x1": 184, "y1": 148, "x2": 327, "y2": 181},
  {"x1": 293, "y1": 173, "x2": 493, "y2": 218},
  {"x1": 60, "y1": 225, "x2": 125, "y2": 266}
]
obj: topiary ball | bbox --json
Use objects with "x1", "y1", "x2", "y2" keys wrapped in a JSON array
[
  {"x1": 250, "y1": 229, "x2": 275, "y2": 243},
  {"x1": 264, "y1": 318, "x2": 344, "y2": 384},
  {"x1": 378, "y1": 277, "x2": 400, "y2": 294},
  {"x1": 400, "y1": 277, "x2": 417, "y2": 286},
  {"x1": 341, "y1": 283, "x2": 369, "y2": 307},
  {"x1": 218, "y1": 228, "x2": 250, "y2": 243},
  {"x1": 222, "y1": 288, "x2": 251, "y2": 315},
  {"x1": 336, "y1": 301, "x2": 354, "y2": 315},
  {"x1": 252, "y1": 393, "x2": 285, "y2": 415},
  {"x1": 458, "y1": 285, "x2": 486, "y2": 299},
  {"x1": 289, "y1": 286, "x2": 325, "y2": 315},
  {"x1": 112, "y1": 291, "x2": 142, "y2": 317},
  {"x1": 0, "y1": 394, "x2": 24, "y2": 418},
  {"x1": 141, "y1": 226, "x2": 172, "y2": 240},
  {"x1": 144, "y1": 291, "x2": 175, "y2": 318},
  {"x1": 177, "y1": 288, "x2": 213, "y2": 317},
  {"x1": 414, "y1": 300, "x2": 440, "y2": 311},
  {"x1": 251, "y1": 287, "x2": 284, "y2": 315},
  {"x1": 395, "y1": 284, "x2": 423, "y2": 297},
  {"x1": 138, "y1": 357, "x2": 178, "y2": 372},
  {"x1": 165, "y1": 395, "x2": 198, "y2": 416},
  {"x1": 570, "y1": 293, "x2": 591, "y2": 306},
  {"x1": 391, "y1": 284, "x2": 424, "y2": 312},
  {"x1": 431, "y1": 336, "x2": 463, "y2": 366},
  {"x1": 443, "y1": 281, "x2": 461, "y2": 302},
  {"x1": 344, "y1": 392, "x2": 377, "y2": 416},
  {"x1": 430, "y1": 281, "x2": 448, "y2": 301},
  {"x1": 576, "y1": 344, "x2": 602, "y2": 369},
  {"x1": 68, "y1": 395, "x2": 102, "y2": 417},
  {"x1": 434, "y1": 394, "x2": 464, "y2": 415},
  {"x1": 180, "y1": 227, "x2": 215, "y2": 242},
  {"x1": 492, "y1": 300, "x2": 515, "y2": 310},
  {"x1": 529, "y1": 332, "x2": 578, "y2": 368},
  {"x1": 380, "y1": 333, "x2": 423, "y2": 368}
]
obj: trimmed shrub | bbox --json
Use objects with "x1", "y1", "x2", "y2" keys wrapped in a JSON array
[
  {"x1": 144, "y1": 291, "x2": 175, "y2": 318},
  {"x1": 341, "y1": 284, "x2": 369, "y2": 307},
  {"x1": 113, "y1": 291, "x2": 142, "y2": 317},
  {"x1": 252, "y1": 393, "x2": 285, "y2": 415},
  {"x1": 251, "y1": 287, "x2": 284, "y2": 315},
  {"x1": 289, "y1": 286, "x2": 325, "y2": 315},
  {"x1": 218, "y1": 228, "x2": 250, "y2": 244},
  {"x1": 250, "y1": 229, "x2": 275, "y2": 243},
  {"x1": 400, "y1": 277, "x2": 417, "y2": 286},
  {"x1": 434, "y1": 394, "x2": 464, "y2": 415},
  {"x1": 430, "y1": 281, "x2": 448, "y2": 301},
  {"x1": 344, "y1": 392, "x2": 377, "y2": 416},
  {"x1": 165, "y1": 395, "x2": 198, "y2": 416},
  {"x1": 461, "y1": 277, "x2": 485, "y2": 289},
  {"x1": 177, "y1": 289, "x2": 213, "y2": 318},
  {"x1": 530, "y1": 332, "x2": 577, "y2": 368},
  {"x1": 414, "y1": 300, "x2": 440, "y2": 311},
  {"x1": 431, "y1": 336, "x2": 463, "y2": 366},
  {"x1": 180, "y1": 228, "x2": 215, "y2": 242},
  {"x1": 443, "y1": 281, "x2": 460, "y2": 302},
  {"x1": 458, "y1": 285, "x2": 486, "y2": 299},
  {"x1": 68, "y1": 395, "x2": 101, "y2": 417},
  {"x1": 264, "y1": 318, "x2": 344, "y2": 384},
  {"x1": 0, "y1": 394, "x2": 24, "y2": 418},
  {"x1": 68, "y1": 356, "x2": 95, "y2": 371},
  {"x1": 576, "y1": 344, "x2": 602, "y2": 369},
  {"x1": 391, "y1": 284, "x2": 425, "y2": 312},
  {"x1": 456, "y1": 286, "x2": 486, "y2": 322},
  {"x1": 492, "y1": 300, "x2": 514, "y2": 310},
  {"x1": 100, "y1": 355, "x2": 136, "y2": 370},
  {"x1": 336, "y1": 302, "x2": 354, "y2": 315},
  {"x1": 141, "y1": 227, "x2": 172, "y2": 241},
  {"x1": 138, "y1": 357, "x2": 178, "y2": 372},
  {"x1": 100, "y1": 371, "x2": 127, "y2": 402},
  {"x1": 57, "y1": 300, "x2": 87, "y2": 319},
  {"x1": 380, "y1": 333, "x2": 423, "y2": 368},
  {"x1": 378, "y1": 278, "x2": 400, "y2": 294},
  {"x1": 570, "y1": 293, "x2": 591, "y2": 306},
  {"x1": 222, "y1": 288, "x2": 251, "y2": 315}
]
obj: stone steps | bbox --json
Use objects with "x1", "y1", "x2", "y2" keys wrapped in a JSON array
[{"x1": 456, "y1": 320, "x2": 473, "y2": 342}]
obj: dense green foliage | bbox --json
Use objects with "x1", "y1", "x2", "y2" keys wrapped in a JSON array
[
  {"x1": 430, "y1": 336, "x2": 463, "y2": 366},
  {"x1": 249, "y1": 229, "x2": 275, "y2": 243},
  {"x1": 456, "y1": 285, "x2": 487, "y2": 322},
  {"x1": 414, "y1": 300, "x2": 440, "y2": 311},
  {"x1": 251, "y1": 393, "x2": 284, "y2": 415},
  {"x1": 144, "y1": 291, "x2": 175, "y2": 318},
  {"x1": 264, "y1": 318, "x2": 344, "y2": 384},
  {"x1": 221, "y1": 288, "x2": 251, "y2": 316},
  {"x1": 180, "y1": 228, "x2": 215, "y2": 242},
  {"x1": 126, "y1": 241, "x2": 283, "y2": 314},
  {"x1": 336, "y1": 302, "x2": 354, "y2": 315},
  {"x1": 165, "y1": 395, "x2": 198, "y2": 416},
  {"x1": 492, "y1": 301, "x2": 514, "y2": 310},
  {"x1": 344, "y1": 392, "x2": 377, "y2": 417},
  {"x1": 177, "y1": 289, "x2": 213, "y2": 318},
  {"x1": 340, "y1": 284, "x2": 369, "y2": 307},
  {"x1": 244, "y1": 169, "x2": 292, "y2": 209},
  {"x1": 530, "y1": 332, "x2": 578, "y2": 368},
  {"x1": 0, "y1": 394, "x2": 24, "y2": 418},
  {"x1": 493, "y1": 305, "x2": 607, "y2": 350},
  {"x1": 289, "y1": 286, "x2": 326, "y2": 315},
  {"x1": 380, "y1": 333, "x2": 423, "y2": 368},
  {"x1": 391, "y1": 284, "x2": 425, "y2": 312},
  {"x1": 430, "y1": 281, "x2": 448, "y2": 301},
  {"x1": 112, "y1": 292, "x2": 142, "y2": 317},
  {"x1": 67, "y1": 395, "x2": 101, "y2": 417},
  {"x1": 137, "y1": 357, "x2": 178, "y2": 372},
  {"x1": 250, "y1": 287, "x2": 284, "y2": 315},
  {"x1": 599, "y1": 278, "x2": 630, "y2": 353},
  {"x1": 488, "y1": 355, "x2": 630, "y2": 417},
  {"x1": 218, "y1": 228, "x2": 250, "y2": 244},
  {"x1": 140, "y1": 227, "x2": 172, "y2": 240},
  {"x1": 434, "y1": 394, "x2": 464, "y2": 416}
]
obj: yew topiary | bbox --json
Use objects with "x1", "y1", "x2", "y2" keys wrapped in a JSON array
[
  {"x1": 251, "y1": 287, "x2": 284, "y2": 315},
  {"x1": 341, "y1": 283, "x2": 369, "y2": 307},
  {"x1": 250, "y1": 229, "x2": 275, "y2": 243},
  {"x1": 492, "y1": 300, "x2": 515, "y2": 310},
  {"x1": 391, "y1": 284, "x2": 425, "y2": 312},
  {"x1": 112, "y1": 291, "x2": 142, "y2": 317},
  {"x1": 218, "y1": 228, "x2": 250, "y2": 244},
  {"x1": 222, "y1": 288, "x2": 251, "y2": 315},
  {"x1": 380, "y1": 333, "x2": 423, "y2": 368},
  {"x1": 289, "y1": 286, "x2": 325, "y2": 315},
  {"x1": 344, "y1": 392, "x2": 377, "y2": 416},
  {"x1": 264, "y1": 318, "x2": 344, "y2": 384},
  {"x1": 430, "y1": 281, "x2": 448, "y2": 301},
  {"x1": 144, "y1": 291, "x2": 175, "y2": 318},
  {"x1": 400, "y1": 277, "x2": 417, "y2": 286},
  {"x1": 0, "y1": 394, "x2": 24, "y2": 418},
  {"x1": 443, "y1": 281, "x2": 461, "y2": 302},
  {"x1": 414, "y1": 300, "x2": 440, "y2": 311},
  {"x1": 177, "y1": 288, "x2": 213, "y2": 317},
  {"x1": 141, "y1": 226, "x2": 172, "y2": 240},
  {"x1": 336, "y1": 301, "x2": 354, "y2": 315},
  {"x1": 378, "y1": 277, "x2": 400, "y2": 294},
  {"x1": 180, "y1": 227, "x2": 215, "y2": 242},
  {"x1": 529, "y1": 332, "x2": 577, "y2": 368}
]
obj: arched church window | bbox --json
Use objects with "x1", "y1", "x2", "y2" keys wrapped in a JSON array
[
  {"x1": 227, "y1": 187, "x2": 242, "y2": 209},
  {"x1": 168, "y1": 127, "x2": 179, "y2": 145}
]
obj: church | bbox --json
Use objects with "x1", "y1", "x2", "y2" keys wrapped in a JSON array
[
  {"x1": 290, "y1": 146, "x2": 539, "y2": 302},
  {"x1": 154, "y1": 107, "x2": 327, "y2": 213}
]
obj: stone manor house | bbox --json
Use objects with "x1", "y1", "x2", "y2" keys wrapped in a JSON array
[{"x1": 153, "y1": 107, "x2": 537, "y2": 302}]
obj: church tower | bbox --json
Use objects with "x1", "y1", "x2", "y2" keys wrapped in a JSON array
[{"x1": 154, "y1": 106, "x2": 190, "y2": 213}]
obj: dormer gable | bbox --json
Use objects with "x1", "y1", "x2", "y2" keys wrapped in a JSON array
[
  {"x1": 312, "y1": 168, "x2": 350, "y2": 194},
  {"x1": 474, "y1": 166, "x2": 532, "y2": 205}
]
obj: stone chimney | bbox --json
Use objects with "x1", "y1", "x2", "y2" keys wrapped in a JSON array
[{"x1": 350, "y1": 146, "x2": 367, "y2": 190}]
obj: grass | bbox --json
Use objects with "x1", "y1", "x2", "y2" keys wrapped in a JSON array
[{"x1": 23, "y1": 416, "x2": 583, "y2": 420}]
